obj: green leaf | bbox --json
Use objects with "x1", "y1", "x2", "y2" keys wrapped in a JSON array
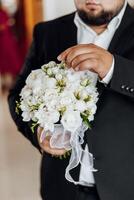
[
  {"x1": 84, "y1": 119, "x2": 92, "y2": 129},
  {"x1": 31, "y1": 122, "x2": 38, "y2": 133},
  {"x1": 52, "y1": 150, "x2": 72, "y2": 160},
  {"x1": 15, "y1": 100, "x2": 21, "y2": 115},
  {"x1": 81, "y1": 113, "x2": 92, "y2": 129}
]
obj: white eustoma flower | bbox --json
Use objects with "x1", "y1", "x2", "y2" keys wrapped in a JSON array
[
  {"x1": 91, "y1": 104, "x2": 97, "y2": 115},
  {"x1": 67, "y1": 81, "x2": 81, "y2": 93},
  {"x1": 86, "y1": 104, "x2": 97, "y2": 122},
  {"x1": 44, "y1": 89, "x2": 59, "y2": 103},
  {"x1": 46, "y1": 110, "x2": 60, "y2": 123},
  {"x1": 29, "y1": 96, "x2": 39, "y2": 105},
  {"x1": 34, "y1": 109, "x2": 45, "y2": 123},
  {"x1": 75, "y1": 100, "x2": 87, "y2": 112},
  {"x1": 48, "y1": 61, "x2": 56, "y2": 68},
  {"x1": 32, "y1": 86, "x2": 44, "y2": 96},
  {"x1": 80, "y1": 90, "x2": 89, "y2": 100},
  {"x1": 55, "y1": 73, "x2": 63, "y2": 80},
  {"x1": 46, "y1": 99, "x2": 59, "y2": 111},
  {"x1": 20, "y1": 85, "x2": 32, "y2": 98},
  {"x1": 51, "y1": 67, "x2": 59, "y2": 75},
  {"x1": 60, "y1": 91, "x2": 76, "y2": 106},
  {"x1": 83, "y1": 70, "x2": 98, "y2": 85},
  {"x1": 20, "y1": 100, "x2": 30, "y2": 112},
  {"x1": 45, "y1": 77, "x2": 57, "y2": 89},
  {"x1": 35, "y1": 108, "x2": 60, "y2": 130},
  {"x1": 61, "y1": 110, "x2": 82, "y2": 132},
  {"x1": 88, "y1": 114, "x2": 94, "y2": 122},
  {"x1": 22, "y1": 111, "x2": 31, "y2": 121},
  {"x1": 26, "y1": 70, "x2": 43, "y2": 86},
  {"x1": 43, "y1": 122, "x2": 55, "y2": 133},
  {"x1": 67, "y1": 69, "x2": 80, "y2": 82}
]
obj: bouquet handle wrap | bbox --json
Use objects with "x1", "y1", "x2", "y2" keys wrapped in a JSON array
[{"x1": 48, "y1": 123, "x2": 97, "y2": 184}]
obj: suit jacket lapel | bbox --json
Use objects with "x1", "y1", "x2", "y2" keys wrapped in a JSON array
[
  {"x1": 97, "y1": 4, "x2": 134, "y2": 97},
  {"x1": 109, "y1": 4, "x2": 134, "y2": 53},
  {"x1": 59, "y1": 12, "x2": 77, "y2": 53}
]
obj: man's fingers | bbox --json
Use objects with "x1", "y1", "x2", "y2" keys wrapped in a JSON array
[
  {"x1": 58, "y1": 44, "x2": 96, "y2": 66},
  {"x1": 37, "y1": 129, "x2": 67, "y2": 156},
  {"x1": 57, "y1": 45, "x2": 85, "y2": 61},
  {"x1": 57, "y1": 44, "x2": 95, "y2": 62},
  {"x1": 75, "y1": 58, "x2": 97, "y2": 72},
  {"x1": 57, "y1": 47, "x2": 74, "y2": 61},
  {"x1": 71, "y1": 53, "x2": 97, "y2": 69},
  {"x1": 41, "y1": 136, "x2": 67, "y2": 156}
]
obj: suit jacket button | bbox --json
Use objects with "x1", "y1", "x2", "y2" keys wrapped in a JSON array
[
  {"x1": 130, "y1": 88, "x2": 134, "y2": 93},
  {"x1": 121, "y1": 85, "x2": 125, "y2": 89},
  {"x1": 126, "y1": 87, "x2": 130, "y2": 91}
]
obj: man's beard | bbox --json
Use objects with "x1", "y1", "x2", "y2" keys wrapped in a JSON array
[{"x1": 77, "y1": 5, "x2": 124, "y2": 26}]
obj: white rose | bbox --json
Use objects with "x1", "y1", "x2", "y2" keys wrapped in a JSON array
[{"x1": 61, "y1": 110, "x2": 82, "y2": 132}]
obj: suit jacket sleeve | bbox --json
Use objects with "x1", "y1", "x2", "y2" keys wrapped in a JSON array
[
  {"x1": 8, "y1": 24, "x2": 44, "y2": 151},
  {"x1": 109, "y1": 54, "x2": 134, "y2": 99}
]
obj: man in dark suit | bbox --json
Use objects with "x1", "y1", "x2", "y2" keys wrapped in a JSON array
[{"x1": 8, "y1": 0, "x2": 134, "y2": 199}]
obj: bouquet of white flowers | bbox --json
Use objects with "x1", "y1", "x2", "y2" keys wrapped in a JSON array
[{"x1": 17, "y1": 61, "x2": 99, "y2": 184}]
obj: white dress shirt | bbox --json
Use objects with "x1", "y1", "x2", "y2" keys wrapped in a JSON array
[{"x1": 74, "y1": 1, "x2": 127, "y2": 186}]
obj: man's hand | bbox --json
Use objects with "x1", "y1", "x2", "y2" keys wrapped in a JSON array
[
  {"x1": 37, "y1": 127, "x2": 67, "y2": 156},
  {"x1": 57, "y1": 44, "x2": 113, "y2": 79}
]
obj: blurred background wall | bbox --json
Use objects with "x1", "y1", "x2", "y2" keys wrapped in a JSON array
[{"x1": 43, "y1": 0, "x2": 75, "y2": 20}]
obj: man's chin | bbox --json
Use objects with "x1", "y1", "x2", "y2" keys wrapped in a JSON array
[{"x1": 78, "y1": 10, "x2": 113, "y2": 26}]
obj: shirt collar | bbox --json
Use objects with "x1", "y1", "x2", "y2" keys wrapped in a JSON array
[{"x1": 74, "y1": 0, "x2": 127, "y2": 35}]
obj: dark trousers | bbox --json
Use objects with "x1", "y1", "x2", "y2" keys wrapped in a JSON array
[{"x1": 75, "y1": 185, "x2": 100, "y2": 200}]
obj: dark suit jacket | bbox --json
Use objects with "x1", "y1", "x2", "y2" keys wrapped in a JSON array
[{"x1": 8, "y1": 4, "x2": 134, "y2": 200}]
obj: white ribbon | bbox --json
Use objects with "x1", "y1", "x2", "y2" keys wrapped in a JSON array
[{"x1": 41, "y1": 123, "x2": 98, "y2": 184}]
